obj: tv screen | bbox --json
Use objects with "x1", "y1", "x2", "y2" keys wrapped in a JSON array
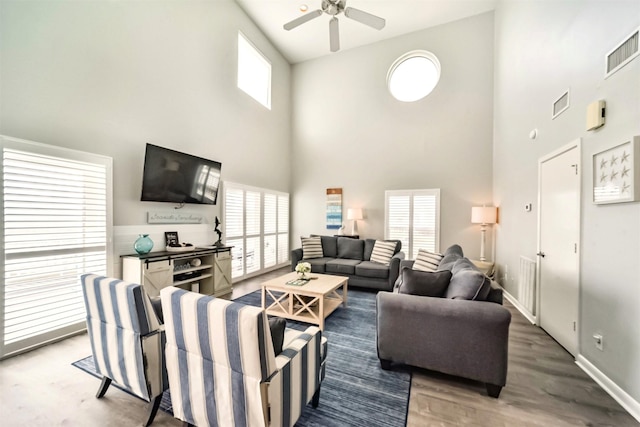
[{"x1": 140, "y1": 143, "x2": 221, "y2": 205}]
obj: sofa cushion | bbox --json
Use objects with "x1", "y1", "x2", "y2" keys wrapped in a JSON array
[
  {"x1": 301, "y1": 236, "x2": 323, "y2": 259},
  {"x1": 355, "y1": 261, "x2": 390, "y2": 279},
  {"x1": 446, "y1": 258, "x2": 491, "y2": 301},
  {"x1": 337, "y1": 237, "x2": 364, "y2": 260},
  {"x1": 413, "y1": 249, "x2": 444, "y2": 272},
  {"x1": 326, "y1": 258, "x2": 361, "y2": 275},
  {"x1": 370, "y1": 240, "x2": 397, "y2": 266},
  {"x1": 307, "y1": 257, "x2": 334, "y2": 273},
  {"x1": 268, "y1": 317, "x2": 286, "y2": 356},
  {"x1": 364, "y1": 239, "x2": 401, "y2": 261},
  {"x1": 398, "y1": 268, "x2": 452, "y2": 297},
  {"x1": 437, "y1": 244, "x2": 464, "y2": 271},
  {"x1": 320, "y1": 235, "x2": 338, "y2": 258}
]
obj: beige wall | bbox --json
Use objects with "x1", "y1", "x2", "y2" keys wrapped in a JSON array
[
  {"x1": 493, "y1": 0, "x2": 640, "y2": 405},
  {"x1": 290, "y1": 12, "x2": 495, "y2": 259}
]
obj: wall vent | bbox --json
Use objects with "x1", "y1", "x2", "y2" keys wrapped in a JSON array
[
  {"x1": 552, "y1": 90, "x2": 570, "y2": 119},
  {"x1": 605, "y1": 27, "x2": 639, "y2": 78}
]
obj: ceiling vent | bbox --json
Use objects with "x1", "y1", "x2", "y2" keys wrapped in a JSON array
[
  {"x1": 605, "y1": 27, "x2": 639, "y2": 78},
  {"x1": 552, "y1": 90, "x2": 570, "y2": 119}
]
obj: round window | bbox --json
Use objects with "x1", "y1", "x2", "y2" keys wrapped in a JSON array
[{"x1": 387, "y1": 51, "x2": 441, "y2": 102}]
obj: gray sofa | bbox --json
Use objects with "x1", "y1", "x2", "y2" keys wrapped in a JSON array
[
  {"x1": 376, "y1": 244, "x2": 511, "y2": 398},
  {"x1": 291, "y1": 236, "x2": 405, "y2": 291}
]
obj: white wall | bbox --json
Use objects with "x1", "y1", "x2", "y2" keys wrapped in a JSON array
[
  {"x1": 0, "y1": 0, "x2": 291, "y2": 258},
  {"x1": 493, "y1": 0, "x2": 640, "y2": 405},
  {"x1": 291, "y1": 12, "x2": 495, "y2": 258}
]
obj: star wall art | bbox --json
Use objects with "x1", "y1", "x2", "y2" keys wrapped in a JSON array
[{"x1": 592, "y1": 136, "x2": 639, "y2": 204}]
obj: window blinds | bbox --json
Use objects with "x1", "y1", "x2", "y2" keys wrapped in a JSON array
[
  {"x1": 385, "y1": 189, "x2": 440, "y2": 259},
  {"x1": 2, "y1": 140, "x2": 111, "y2": 357}
]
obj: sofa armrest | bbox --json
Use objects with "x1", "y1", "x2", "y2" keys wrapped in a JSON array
[
  {"x1": 387, "y1": 252, "x2": 406, "y2": 289},
  {"x1": 376, "y1": 292, "x2": 511, "y2": 386},
  {"x1": 268, "y1": 326, "x2": 325, "y2": 423},
  {"x1": 291, "y1": 248, "x2": 303, "y2": 271}
]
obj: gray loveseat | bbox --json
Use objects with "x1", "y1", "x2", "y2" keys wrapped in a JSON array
[
  {"x1": 376, "y1": 244, "x2": 511, "y2": 397},
  {"x1": 291, "y1": 236, "x2": 405, "y2": 291}
]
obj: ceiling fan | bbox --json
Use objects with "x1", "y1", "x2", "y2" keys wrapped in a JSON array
[{"x1": 283, "y1": 0, "x2": 386, "y2": 53}]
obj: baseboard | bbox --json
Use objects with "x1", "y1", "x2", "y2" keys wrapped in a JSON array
[
  {"x1": 576, "y1": 355, "x2": 640, "y2": 423},
  {"x1": 502, "y1": 288, "x2": 536, "y2": 324}
]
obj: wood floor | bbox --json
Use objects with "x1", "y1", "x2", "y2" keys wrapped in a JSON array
[{"x1": 0, "y1": 267, "x2": 636, "y2": 426}]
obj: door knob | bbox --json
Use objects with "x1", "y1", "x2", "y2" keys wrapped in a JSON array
[{"x1": 537, "y1": 252, "x2": 546, "y2": 258}]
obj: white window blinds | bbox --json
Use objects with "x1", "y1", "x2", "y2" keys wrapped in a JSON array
[
  {"x1": 385, "y1": 189, "x2": 440, "y2": 259},
  {"x1": 223, "y1": 182, "x2": 289, "y2": 280},
  {"x1": 1, "y1": 136, "x2": 112, "y2": 358}
]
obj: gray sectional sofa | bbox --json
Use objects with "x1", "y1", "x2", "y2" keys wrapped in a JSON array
[
  {"x1": 291, "y1": 236, "x2": 405, "y2": 291},
  {"x1": 376, "y1": 244, "x2": 511, "y2": 397}
]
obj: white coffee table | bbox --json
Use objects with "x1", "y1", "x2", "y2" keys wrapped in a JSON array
[{"x1": 261, "y1": 271, "x2": 348, "y2": 331}]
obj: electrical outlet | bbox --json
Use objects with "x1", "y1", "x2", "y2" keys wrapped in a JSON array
[{"x1": 593, "y1": 334, "x2": 603, "y2": 351}]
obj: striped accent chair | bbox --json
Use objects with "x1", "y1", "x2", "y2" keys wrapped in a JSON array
[
  {"x1": 81, "y1": 274, "x2": 168, "y2": 426},
  {"x1": 161, "y1": 286, "x2": 327, "y2": 427}
]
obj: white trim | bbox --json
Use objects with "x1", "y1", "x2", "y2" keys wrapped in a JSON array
[
  {"x1": 604, "y1": 26, "x2": 640, "y2": 79},
  {"x1": 502, "y1": 287, "x2": 537, "y2": 325},
  {"x1": 537, "y1": 138, "x2": 582, "y2": 356},
  {"x1": 576, "y1": 355, "x2": 640, "y2": 423}
]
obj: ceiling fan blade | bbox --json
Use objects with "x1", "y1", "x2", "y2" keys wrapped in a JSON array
[
  {"x1": 283, "y1": 9, "x2": 323, "y2": 31},
  {"x1": 344, "y1": 7, "x2": 385, "y2": 30},
  {"x1": 329, "y1": 17, "x2": 340, "y2": 52}
]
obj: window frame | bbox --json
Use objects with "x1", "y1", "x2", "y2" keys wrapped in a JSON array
[
  {"x1": 384, "y1": 189, "x2": 441, "y2": 259},
  {"x1": 0, "y1": 135, "x2": 113, "y2": 359},
  {"x1": 237, "y1": 31, "x2": 272, "y2": 110}
]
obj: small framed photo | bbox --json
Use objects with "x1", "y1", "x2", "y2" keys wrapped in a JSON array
[
  {"x1": 165, "y1": 231, "x2": 179, "y2": 247},
  {"x1": 592, "y1": 136, "x2": 639, "y2": 204}
]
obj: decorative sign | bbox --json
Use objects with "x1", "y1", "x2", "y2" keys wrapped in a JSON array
[
  {"x1": 592, "y1": 136, "x2": 639, "y2": 204},
  {"x1": 147, "y1": 211, "x2": 204, "y2": 224},
  {"x1": 326, "y1": 188, "x2": 343, "y2": 230}
]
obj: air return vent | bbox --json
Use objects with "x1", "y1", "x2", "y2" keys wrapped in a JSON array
[
  {"x1": 605, "y1": 27, "x2": 639, "y2": 78},
  {"x1": 552, "y1": 90, "x2": 570, "y2": 119}
]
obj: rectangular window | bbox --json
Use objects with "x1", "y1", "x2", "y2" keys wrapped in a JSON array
[
  {"x1": 385, "y1": 189, "x2": 440, "y2": 259},
  {"x1": 237, "y1": 32, "x2": 272, "y2": 109},
  {"x1": 1, "y1": 136, "x2": 113, "y2": 358},
  {"x1": 223, "y1": 182, "x2": 288, "y2": 280}
]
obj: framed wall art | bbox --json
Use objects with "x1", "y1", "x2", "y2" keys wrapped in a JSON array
[
  {"x1": 592, "y1": 136, "x2": 640, "y2": 204},
  {"x1": 326, "y1": 188, "x2": 343, "y2": 229}
]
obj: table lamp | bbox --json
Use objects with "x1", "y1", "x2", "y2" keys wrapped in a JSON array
[
  {"x1": 471, "y1": 206, "x2": 497, "y2": 262},
  {"x1": 347, "y1": 208, "x2": 363, "y2": 236}
]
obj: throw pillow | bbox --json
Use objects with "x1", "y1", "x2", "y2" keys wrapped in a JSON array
[
  {"x1": 413, "y1": 249, "x2": 444, "y2": 272},
  {"x1": 269, "y1": 317, "x2": 286, "y2": 356},
  {"x1": 398, "y1": 268, "x2": 452, "y2": 298},
  {"x1": 301, "y1": 236, "x2": 323, "y2": 259},
  {"x1": 446, "y1": 259, "x2": 491, "y2": 301},
  {"x1": 370, "y1": 240, "x2": 397, "y2": 266}
]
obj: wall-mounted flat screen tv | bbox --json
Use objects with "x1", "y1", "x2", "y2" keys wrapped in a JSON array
[{"x1": 140, "y1": 143, "x2": 222, "y2": 205}]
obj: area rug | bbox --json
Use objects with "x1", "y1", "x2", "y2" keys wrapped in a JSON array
[{"x1": 72, "y1": 288, "x2": 411, "y2": 426}]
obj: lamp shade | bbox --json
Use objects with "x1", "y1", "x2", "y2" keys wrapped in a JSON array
[
  {"x1": 471, "y1": 206, "x2": 497, "y2": 224},
  {"x1": 347, "y1": 208, "x2": 363, "y2": 220}
]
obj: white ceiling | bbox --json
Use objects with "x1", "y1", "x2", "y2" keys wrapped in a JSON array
[{"x1": 235, "y1": 0, "x2": 498, "y2": 63}]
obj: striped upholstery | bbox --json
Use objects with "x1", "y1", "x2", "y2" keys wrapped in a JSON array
[
  {"x1": 370, "y1": 240, "x2": 397, "y2": 266},
  {"x1": 81, "y1": 274, "x2": 167, "y2": 402},
  {"x1": 301, "y1": 236, "x2": 323, "y2": 259},
  {"x1": 413, "y1": 249, "x2": 444, "y2": 272},
  {"x1": 161, "y1": 286, "x2": 327, "y2": 427}
]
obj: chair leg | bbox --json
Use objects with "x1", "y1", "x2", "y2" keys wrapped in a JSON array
[
  {"x1": 143, "y1": 395, "x2": 163, "y2": 427},
  {"x1": 312, "y1": 386, "x2": 321, "y2": 408},
  {"x1": 486, "y1": 384, "x2": 502, "y2": 398},
  {"x1": 379, "y1": 359, "x2": 392, "y2": 370},
  {"x1": 95, "y1": 376, "x2": 112, "y2": 398}
]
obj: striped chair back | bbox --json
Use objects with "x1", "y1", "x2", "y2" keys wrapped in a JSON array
[
  {"x1": 162, "y1": 286, "x2": 279, "y2": 426},
  {"x1": 81, "y1": 274, "x2": 165, "y2": 401}
]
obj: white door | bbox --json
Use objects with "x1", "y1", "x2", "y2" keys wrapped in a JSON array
[{"x1": 538, "y1": 140, "x2": 581, "y2": 356}]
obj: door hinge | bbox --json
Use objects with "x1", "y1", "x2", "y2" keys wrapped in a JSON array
[
  {"x1": 574, "y1": 243, "x2": 577, "y2": 253},
  {"x1": 571, "y1": 164, "x2": 578, "y2": 175},
  {"x1": 573, "y1": 321, "x2": 576, "y2": 332}
]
